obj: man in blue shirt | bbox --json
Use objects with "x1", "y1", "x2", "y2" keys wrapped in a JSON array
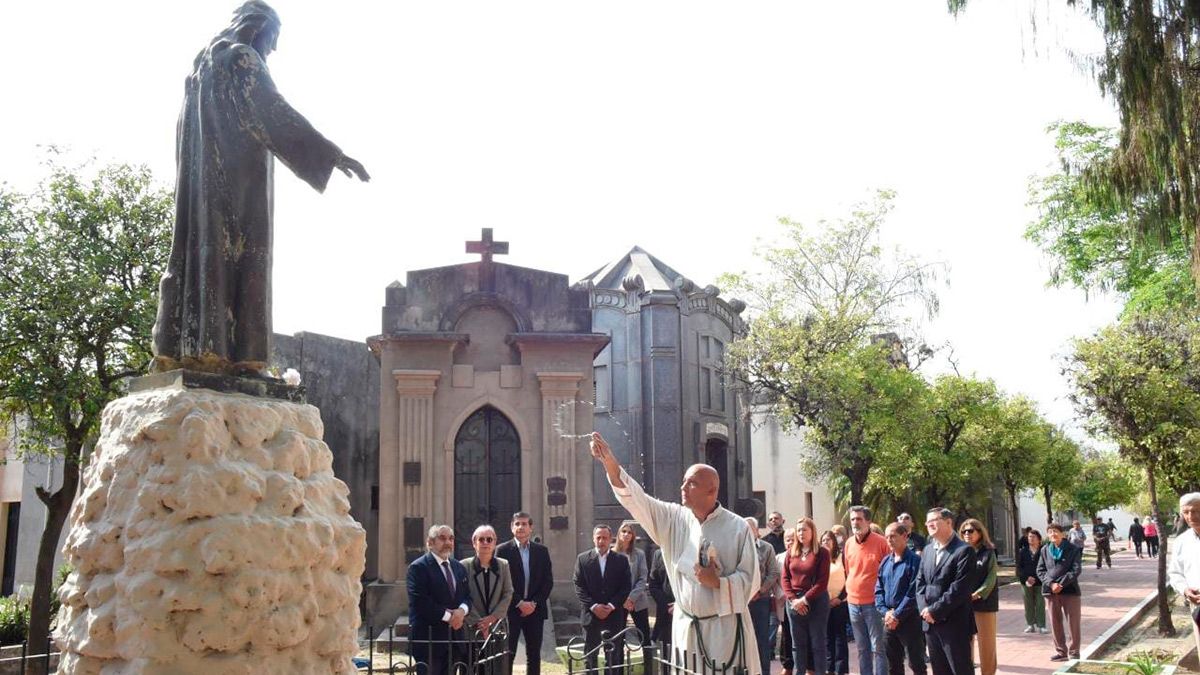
[{"x1": 876, "y1": 522, "x2": 926, "y2": 675}]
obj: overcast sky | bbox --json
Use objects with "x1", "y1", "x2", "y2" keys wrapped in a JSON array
[{"x1": 1, "y1": 1, "x2": 1124, "y2": 440}]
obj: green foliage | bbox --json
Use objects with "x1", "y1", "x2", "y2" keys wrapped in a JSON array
[
  {"x1": 0, "y1": 596, "x2": 29, "y2": 646},
  {"x1": 1026, "y1": 121, "x2": 1196, "y2": 314},
  {"x1": 958, "y1": 0, "x2": 1200, "y2": 293},
  {"x1": 1064, "y1": 452, "x2": 1141, "y2": 519},
  {"x1": 1122, "y1": 649, "x2": 1170, "y2": 675},
  {"x1": 0, "y1": 158, "x2": 171, "y2": 645},
  {"x1": 722, "y1": 191, "x2": 943, "y2": 505},
  {"x1": 1066, "y1": 311, "x2": 1200, "y2": 497},
  {"x1": 1036, "y1": 427, "x2": 1085, "y2": 516},
  {"x1": 0, "y1": 160, "x2": 172, "y2": 458}
]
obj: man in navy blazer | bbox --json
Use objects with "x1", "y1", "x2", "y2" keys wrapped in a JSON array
[
  {"x1": 408, "y1": 525, "x2": 471, "y2": 675},
  {"x1": 496, "y1": 511, "x2": 554, "y2": 675},
  {"x1": 574, "y1": 524, "x2": 632, "y2": 675},
  {"x1": 915, "y1": 508, "x2": 975, "y2": 675}
]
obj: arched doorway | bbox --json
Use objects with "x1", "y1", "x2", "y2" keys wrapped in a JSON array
[
  {"x1": 704, "y1": 438, "x2": 730, "y2": 507},
  {"x1": 454, "y1": 406, "x2": 522, "y2": 558}
]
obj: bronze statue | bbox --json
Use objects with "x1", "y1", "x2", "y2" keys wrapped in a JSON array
[{"x1": 153, "y1": 1, "x2": 369, "y2": 375}]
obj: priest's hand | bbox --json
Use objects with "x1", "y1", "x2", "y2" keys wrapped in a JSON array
[
  {"x1": 695, "y1": 556, "x2": 721, "y2": 590},
  {"x1": 590, "y1": 432, "x2": 625, "y2": 488},
  {"x1": 336, "y1": 154, "x2": 370, "y2": 182}
]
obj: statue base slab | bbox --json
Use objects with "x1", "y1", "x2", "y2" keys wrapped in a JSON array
[{"x1": 55, "y1": 386, "x2": 365, "y2": 674}]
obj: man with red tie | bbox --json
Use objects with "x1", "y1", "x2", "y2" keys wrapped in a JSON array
[{"x1": 408, "y1": 525, "x2": 471, "y2": 675}]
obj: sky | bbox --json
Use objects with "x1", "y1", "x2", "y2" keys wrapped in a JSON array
[{"x1": 0, "y1": 1, "x2": 1125, "y2": 440}]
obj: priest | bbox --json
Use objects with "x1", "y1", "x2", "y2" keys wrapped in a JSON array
[{"x1": 590, "y1": 432, "x2": 761, "y2": 675}]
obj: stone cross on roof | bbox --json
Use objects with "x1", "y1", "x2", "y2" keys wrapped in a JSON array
[{"x1": 465, "y1": 228, "x2": 509, "y2": 264}]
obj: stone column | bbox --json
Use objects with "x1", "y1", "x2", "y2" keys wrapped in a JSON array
[
  {"x1": 56, "y1": 386, "x2": 365, "y2": 674},
  {"x1": 537, "y1": 372, "x2": 582, "y2": 536},
  {"x1": 388, "y1": 370, "x2": 440, "y2": 581}
]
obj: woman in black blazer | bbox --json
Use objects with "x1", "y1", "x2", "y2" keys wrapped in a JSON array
[{"x1": 1036, "y1": 524, "x2": 1083, "y2": 662}]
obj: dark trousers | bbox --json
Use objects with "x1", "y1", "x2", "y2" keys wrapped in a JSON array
[
  {"x1": 1133, "y1": 539, "x2": 1144, "y2": 557},
  {"x1": 1095, "y1": 539, "x2": 1112, "y2": 568},
  {"x1": 772, "y1": 610, "x2": 794, "y2": 669},
  {"x1": 827, "y1": 602, "x2": 851, "y2": 674},
  {"x1": 925, "y1": 625, "x2": 972, "y2": 675},
  {"x1": 748, "y1": 598, "x2": 774, "y2": 675},
  {"x1": 506, "y1": 613, "x2": 544, "y2": 675},
  {"x1": 1148, "y1": 536, "x2": 1160, "y2": 557},
  {"x1": 791, "y1": 595, "x2": 830, "y2": 675},
  {"x1": 630, "y1": 608, "x2": 652, "y2": 646},
  {"x1": 584, "y1": 614, "x2": 626, "y2": 675},
  {"x1": 885, "y1": 615, "x2": 926, "y2": 675},
  {"x1": 411, "y1": 634, "x2": 465, "y2": 675}
]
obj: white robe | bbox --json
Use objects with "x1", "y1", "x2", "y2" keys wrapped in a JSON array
[{"x1": 610, "y1": 468, "x2": 761, "y2": 675}]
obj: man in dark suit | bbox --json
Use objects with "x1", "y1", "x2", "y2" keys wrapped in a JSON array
[
  {"x1": 574, "y1": 524, "x2": 632, "y2": 675},
  {"x1": 915, "y1": 508, "x2": 975, "y2": 675},
  {"x1": 495, "y1": 511, "x2": 554, "y2": 675},
  {"x1": 408, "y1": 525, "x2": 471, "y2": 675},
  {"x1": 647, "y1": 547, "x2": 674, "y2": 652}
]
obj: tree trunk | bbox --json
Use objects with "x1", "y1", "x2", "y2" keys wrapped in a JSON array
[
  {"x1": 1147, "y1": 467, "x2": 1176, "y2": 637},
  {"x1": 1008, "y1": 485, "x2": 1022, "y2": 559},
  {"x1": 1043, "y1": 485, "x2": 1054, "y2": 525},
  {"x1": 27, "y1": 455, "x2": 80, "y2": 649}
]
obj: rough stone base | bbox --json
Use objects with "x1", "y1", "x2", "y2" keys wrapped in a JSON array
[{"x1": 54, "y1": 387, "x2": 366, "y2": 674}]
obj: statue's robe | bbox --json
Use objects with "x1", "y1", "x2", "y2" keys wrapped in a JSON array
[
  {"x1": 610, "y1": 469, "x2": 762, "y2": 674},
  {"x1": 153, "y1": 37, "x2": 343, "y2": 368}
]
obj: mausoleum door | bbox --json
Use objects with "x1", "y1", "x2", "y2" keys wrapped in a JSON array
[
  {"x1": 705, "y1": 438, "x2": 730, "y2": 508},
  {"x1": 454, "y1": 406, "x2": 522, "y2": 558}
]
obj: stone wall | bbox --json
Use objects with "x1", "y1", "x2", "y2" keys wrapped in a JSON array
[{"x1": 273, "y1": 332, "x2": 380, "y2": 581}]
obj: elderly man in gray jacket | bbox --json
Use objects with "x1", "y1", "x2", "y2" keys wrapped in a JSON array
[{"x1": 748, "y1": 517, "x2": 783, "y2": 675}]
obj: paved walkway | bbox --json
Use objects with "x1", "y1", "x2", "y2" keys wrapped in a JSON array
[{"x1": 768, "y1": 549, "x2": 1159, "y2": 675}]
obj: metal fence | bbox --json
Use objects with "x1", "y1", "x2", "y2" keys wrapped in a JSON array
[
  {"x1": 362, "y1": 619, "x2": 511, "y2": 675},
  {"x1": 560, "y1": 629, "x2": 749, "y2": 675},
  {"x1": 0, "y1": 636, "x2": 59, "y2": 675}
]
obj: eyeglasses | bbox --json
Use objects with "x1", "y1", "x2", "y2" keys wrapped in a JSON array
[
  {"x1": 477, "y1": 537, "x2": 495, "y2": 543},
  {"x1": 960, "y1": 528, "x2": 976, "y2": 535}
]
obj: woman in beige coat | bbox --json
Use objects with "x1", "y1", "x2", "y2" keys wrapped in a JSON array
[{"x1": 462, "y1": 524, "x2": 515, "y2": 666}]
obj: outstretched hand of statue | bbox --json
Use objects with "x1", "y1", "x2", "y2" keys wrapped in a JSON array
[{"x1": 336, "y1": 154, "x2": 370, "y2": 182}]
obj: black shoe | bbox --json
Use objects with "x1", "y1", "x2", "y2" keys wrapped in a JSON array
[
  {"x1": 1050, "y1": 654, "x2": 1069, "y2": 662},
  {"x1": 1070, "y1": 653, "x2": 1081, "y2": 660}
]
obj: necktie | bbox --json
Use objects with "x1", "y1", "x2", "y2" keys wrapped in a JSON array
[{"x1": 442, "y1": 561, "x2": 456, "y2": 595}]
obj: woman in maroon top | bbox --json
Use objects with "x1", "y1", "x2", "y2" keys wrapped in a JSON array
[{"x1": 783, "y1": 518, "x2": 830, "y2": 675}]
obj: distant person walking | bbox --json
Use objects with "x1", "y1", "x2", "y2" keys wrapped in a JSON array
[
  {"x1": 1091, "y1": 517, "x2": 1112, "y2": 569},
  {"x1": 1144, "y1": 518, "x2": 1160, "y2": 558},
  {"x1": 1038, "y1": 523, "x2": 1083, "y2": 662},
  {"x1": 1018, "y1": 530, "x2": 1047, "y2": 634},
  {"x1": 1128, "y1": 518, "x2": 1145, "y2": 558},
  {"x1": 1067, "y1": 521, "x2": 1087, "y2": 549},
  {"x1": 960, "y1": 519, "x2": 998, "y2": 675}
]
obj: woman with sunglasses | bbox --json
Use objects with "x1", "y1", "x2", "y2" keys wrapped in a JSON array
[
  {"x1": 613, "y1": 522, "x2": 653, "y2": 647},
  {"x1": 463, "y1": 525, "x2": 515, "y2": 674},
  {"x1": 960, "y1": 519, "x2": 998, "y2": 675}
]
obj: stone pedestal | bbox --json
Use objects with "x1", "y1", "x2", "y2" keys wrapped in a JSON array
[{"x1": 54, "y1": 385, "x2": 366, "y2": 674}]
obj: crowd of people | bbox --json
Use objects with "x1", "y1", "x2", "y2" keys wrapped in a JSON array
[{"x1": 405, "y1": 446, "x2": 1200, "y2": 675}]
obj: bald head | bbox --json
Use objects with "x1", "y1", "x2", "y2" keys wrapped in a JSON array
[{"x1": 681, "y1": 463, "x2": 720, "y2": 514}]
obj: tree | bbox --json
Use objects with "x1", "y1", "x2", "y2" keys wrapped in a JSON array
[
  {"x1": 1034, "y1": 427, "x2": 1085, "y2": 525},
  {"x1": 722, "y1": 191, "x2": 942, "y2": 505},
  {"x1": 1063, "y1": 452, "x2": 1140, "y2": 519},
  {"x1": 0, "y1": 160, "x2": 171, "y2": 644},
  {"x1": 983, "y1": 395, "x2": 1052, "y2": 553},
  {"x1": 1066, "y1": 312, "x2": 1200, "y2": 636},
  {"x1": 953, "y1": 1, "x2": 1200, "y2": 293},
  {"x1": 1025, "y1": 121, "x2": 1196, "y2": 315},
  {"x1": 871, "y1": 374, "x2": 1000, "y2": 519}
]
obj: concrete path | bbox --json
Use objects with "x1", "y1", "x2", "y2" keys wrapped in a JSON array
[{"x1": 768, "y1": 548, "x2": 1159, "y2": 675}]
